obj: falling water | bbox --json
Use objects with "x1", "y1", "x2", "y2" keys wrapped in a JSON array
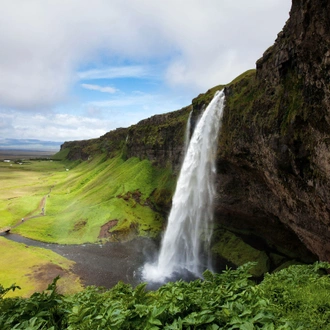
[
  {"x1": 143, "y1": 90, "x2": 225, "y2": 283},
  {"x1": 184, "y1": 111, "x2": 192, "y2": 155}
]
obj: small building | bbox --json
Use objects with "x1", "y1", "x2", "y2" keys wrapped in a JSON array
[{"x1": 3, "y1": 159, "x2": 10, "y2": 163}]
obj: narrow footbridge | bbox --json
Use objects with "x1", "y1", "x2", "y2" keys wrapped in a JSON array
[{"x1": 0, "y1": 226, "x2": 11, "y2": 234}]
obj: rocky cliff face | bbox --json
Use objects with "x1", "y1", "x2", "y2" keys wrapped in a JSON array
[
  {"x1": 215, "y1": 0, "x2": 330, "y2": 263},
  {"x1": 125, "y1": 106, "x2": 192, "y2": 172},
  {"x1": 60, "y1": 107, "x2": 192, "y2": 172}
]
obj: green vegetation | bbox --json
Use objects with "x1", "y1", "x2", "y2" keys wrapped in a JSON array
[
  {"x1": 0, "y1": 155, "x2": 174, "y2": 298},
  {"x1": 274, "y1": 71, "x2": 304, "y2": 134},
  {"x1": 192, "y1": 69, "x2": 256, "y2": 113},
  {"x1": 192, "y1": 84, "x2": 225, "y2": 111},
  {"x1": 0, "y1": 160, "x2": 65, "y2": 227},
  {"x1": 1, "y1": 262, "x2": 330, "y2": 329},
  {"x1": 0, "y1": 237, "x2": 82, "y2": 298},
  {"x1": 51, "y1": 147, "x2": 70, "y2": 160},
  {"x1": 218, "y1": 69, "x2": 261, "y2": 153},
  {"x1": 125, "y1": 105, "x2": 192, "y2": 166},
  {"x1": 212, "y1": 230, "x2": 269, "y2": 277},
  {"x1": 219, "y1": 67, "x2": 307, "y2": 154},
  {"x1": 0, "y1": 154, "x2": 174, "y2": 244}
]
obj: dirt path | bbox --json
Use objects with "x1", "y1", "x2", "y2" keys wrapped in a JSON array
[{"x1": 11, "y1": 186, "x2": 54, "y2": 229}]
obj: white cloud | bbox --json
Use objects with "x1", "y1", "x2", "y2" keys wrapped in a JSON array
[
  {"x1": 151, "y1": 0, "x2": 290, "y2": 90},
  {"x1": 0, "y1": 0, "x2": 290, "y2": 111},
  {"x1": 86, "y1": 92, "x2": 155, "y2": 108},
  {"x1": 0, "y1": 93, "x2": 185, "y2": 147},
  {"x1": 81, "y1": 83, "x2": 118, "y2": 94},
  {"x1": 1, "y1": 110, "x2": 112, "y2": 143},
  {"x1": 0, "y1": 0, "x2": 291, "y2": 146},
  {"x1": 78, "y1": 66, "x2": 152, "y2": 80},
  {"x1": 84, "y1": 91, "x2": 192, "y2": 127}
]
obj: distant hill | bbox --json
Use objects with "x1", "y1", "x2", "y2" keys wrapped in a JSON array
[
  {"x1": 0, "y1": 138, "x2": 61, "y2": 153},
  {"x1": 0, "y1": 149, "x2": 56, "y2": 160}
]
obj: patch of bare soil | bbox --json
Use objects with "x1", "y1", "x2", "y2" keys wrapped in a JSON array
[
  {"x1": 116, "y1": 190, "x2": 154, "y2": 208},
  {"x1": 110, "y1": 222, "x2": 139, "y2": 242},
  {"x1": 26, "y1": 263, "x2": 69, "y2": 293},
  {"x1": 39, "y1": 196, "x2": 46, "y2": 209},
  {"x1": 70, "y1": 219, "x2": 87, "y2": 233},
  {"x1": 98, "y1": 219, "x2": 119, "y2": 239}
]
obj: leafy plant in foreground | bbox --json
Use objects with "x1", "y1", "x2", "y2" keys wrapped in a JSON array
[
  {"x1": 1, "y1": 262, "x2": 330, "y2": 329},
  {"x1": 0, "y1": 283, "x2": 21, "y2": 299},
  {"x1": 0, "y1": 277, "x2": 67, "y2": 330},
  {"x1": 260, "y1": 262, "x2": 330, "y2": 329}
]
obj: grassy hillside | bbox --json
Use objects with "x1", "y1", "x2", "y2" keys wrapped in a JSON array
[
  {"x1": 0, "y1": 154, "x2": 175, "y2": 244},
  {"x1": 0, "y1": 160, "x2": 67, "y2": 227}
]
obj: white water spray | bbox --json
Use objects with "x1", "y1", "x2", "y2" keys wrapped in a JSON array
[{"x1": 143, "y1": 90, "x2": 225, "y2": 282}]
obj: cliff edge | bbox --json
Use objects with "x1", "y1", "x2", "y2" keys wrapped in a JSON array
[{"x1": 216, "y1": 0, "x2": 330, "y2": 263}]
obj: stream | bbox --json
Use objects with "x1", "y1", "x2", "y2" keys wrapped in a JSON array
[{"x1": 3, "y1": 233, "x2": 159, "y2": 289}]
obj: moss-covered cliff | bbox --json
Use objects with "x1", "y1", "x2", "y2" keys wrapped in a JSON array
[
  {"x1": 60, "y1": 106, "x2": 193, "y2": 172},
  {"x1": 211, "y1": 0, "x2": 330, "y2": 264}
]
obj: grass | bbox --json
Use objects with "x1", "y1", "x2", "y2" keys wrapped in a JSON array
[
  {"x1": 212, "y1": 229, "x2": 270, "y2": 277},
  {"x1": 0, "y1": 161, "x2": 64, "y2": 227},
  {"x1": 0, "y1": 237, "x2": 83, "y2": 298},
  {"x1": 51, "y1": 147, "x2": 70, "y2": 160},
  {"x1": 1, "y1": 155, "x2": 174, "y2": 244}
]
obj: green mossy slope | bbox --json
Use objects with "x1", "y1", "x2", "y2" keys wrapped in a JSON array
[
  {"x1": 211, "y1": 229, "x2": 270, "y2": 277},
  {"x1": 5, "y1": 155, "x2": 175, "y2": 244}
]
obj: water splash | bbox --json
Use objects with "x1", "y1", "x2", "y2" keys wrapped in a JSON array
[{"x1": 143, "y1": 90, "x2": 225, "y2": 283}]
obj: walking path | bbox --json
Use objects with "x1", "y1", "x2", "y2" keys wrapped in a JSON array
[{"x1": 0, "y1": 186, "x2": 54, "y2": 233}]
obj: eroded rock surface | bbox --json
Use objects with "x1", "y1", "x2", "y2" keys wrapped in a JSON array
[{"x1": 215, "y1": 0, "x2": 330, "y2": 263}]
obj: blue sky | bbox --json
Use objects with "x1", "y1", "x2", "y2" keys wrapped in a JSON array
[{"x1": 0, "y1": 0, "x2": 291, "y2": 151}]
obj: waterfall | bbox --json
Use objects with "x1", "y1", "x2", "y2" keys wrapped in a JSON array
[
  {"x1": 143, "y1": 90, "x2": 225, "y2": 283},
  {"x1": 184, "y1": 110, "x2": 192, "y2": 155}
]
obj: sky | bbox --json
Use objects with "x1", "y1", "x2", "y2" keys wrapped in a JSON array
[{"x1": 0, "y1": 0, "x2": 291, "y2": 151}]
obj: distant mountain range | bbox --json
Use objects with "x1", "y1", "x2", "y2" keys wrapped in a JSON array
[{"x1": 0, "y1": 138, "x2": 61, "y2": 151}]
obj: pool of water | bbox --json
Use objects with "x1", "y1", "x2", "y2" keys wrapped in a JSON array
[{"x1": 3, "y1": 233, "x2": 159, "y2": 288}]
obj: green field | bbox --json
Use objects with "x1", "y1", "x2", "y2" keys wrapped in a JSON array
[
  {"x1": 0, "y1": 237, "x2": 83, "y2": 298},
  {"x1": 0, "y1": 154, "x2": 174, "y2": 297},
  {"x1": 0, "y1": 154, "x2": 174, "y2": 244}
]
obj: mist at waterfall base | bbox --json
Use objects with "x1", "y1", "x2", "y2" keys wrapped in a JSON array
[{"x1": 143, "y1": 90, "x2": 225, "y2": 284}]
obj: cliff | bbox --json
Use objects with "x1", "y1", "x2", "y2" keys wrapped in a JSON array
[
  {"x1": 215, "y1": 0, "x2": 330, "y2": 263},
  {"x1": 59, "y1": 0, "x2": 330, "y2": 266},
  {"x1": 60, "y1": 106, "x2": 193, "y2": 172}
]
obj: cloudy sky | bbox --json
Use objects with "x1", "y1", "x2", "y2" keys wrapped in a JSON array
[{"x1": 0, "y1": 0, "x2": 291, "y2": 151}]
